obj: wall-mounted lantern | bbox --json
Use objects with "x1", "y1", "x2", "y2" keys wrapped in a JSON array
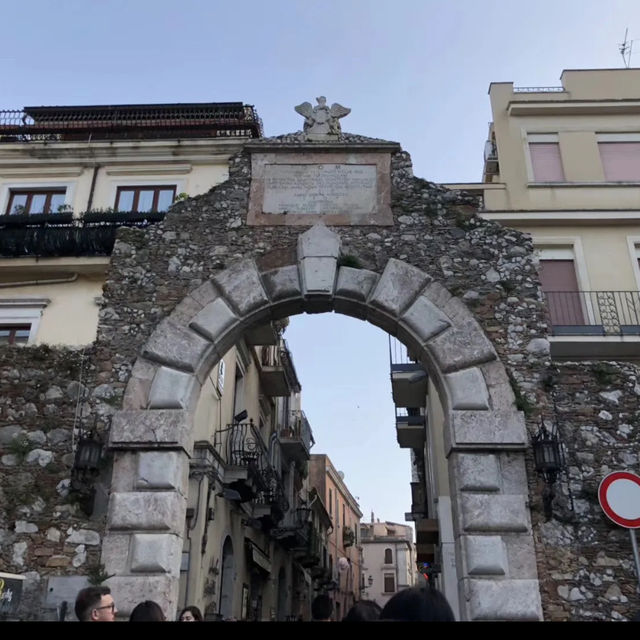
[
  {"x1": 532, "y1": 417, "x2": 566, "y2": 521},
  {"x1": 70, "y1": 428, "x2": 103, "y2": 516}
]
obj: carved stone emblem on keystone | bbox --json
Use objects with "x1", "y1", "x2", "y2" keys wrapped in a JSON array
[{"x1": 294, "y1": 96, "x2": 350, "y2": 139}]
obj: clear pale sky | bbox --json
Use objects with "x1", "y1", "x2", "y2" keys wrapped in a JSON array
[{"x1": 4, "y1": 0, "x2": 640, "y2": 525}]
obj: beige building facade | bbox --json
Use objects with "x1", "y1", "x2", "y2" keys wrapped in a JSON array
[
  {"x1": 308, "y1": 454, "x2": 363, "y2": 621},
  {"x1": 359, "y1": 518, "x2": 415, "y2": 609}
]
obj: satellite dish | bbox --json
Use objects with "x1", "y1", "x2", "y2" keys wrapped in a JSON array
[{"x1": 337, "y1": 557, "x2": 350, "y2": 572}]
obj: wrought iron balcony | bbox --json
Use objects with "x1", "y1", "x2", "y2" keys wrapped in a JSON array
[
  {"x1": 0, "y1": 210, "x2": 166, "y2": 258},
  {"x1": 271, "y1": 508, "x2": 312, "y2": 548},
  {"x1": 544, "y1": 290, "x2": 640, "y2": 336},
  {"x1": 294, "y1": 527, "x2": 323, "y2": 568},
  {"x1": 254, "y1": 466, "x2": 289, "y2": 529},
  {"x1": 213, "y1": 420, "x2": 268, "y2": 502},
  {"x1": 278, "y1": 409, "x2": 314, "y2": 462},
  {"x1": 0, "y1": 103, "x2": 263, "y2": 142}
]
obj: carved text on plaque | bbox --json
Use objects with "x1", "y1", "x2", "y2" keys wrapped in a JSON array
[{"x1": 262, "y1": 164, "x2": 377, "y2": 215}]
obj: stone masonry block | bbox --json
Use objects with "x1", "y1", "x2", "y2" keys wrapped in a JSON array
[
  {"x1": 453, "y1": 453, "x2": 501, "y2": 491},
  {"x1": 467, "y1": 579, "x2": 542, "y2": 620},
  {"x1": 101, "y1": 533, "x2": 131, "y2": 576},
  {"x1": 131, "y1": 533, "x2": 182, "y2": 575},
  {"x1": 142, "y1": 318, "x2": 212, "y2": 373},
  {"x1": 262, "y1": 265, "x2": 302, "y2": 301},
  {"x1": 136, "y1": 451, "x2": 188, "y2": 491},
  {"x1": 297, "y1": 223, "x2": 340, "y2": 260},
  {"x1": 106, "y1": 575, "x2": 179, "y2": 619},
  {"x1": 108, "y1": 491, "x2": 185, "y2": 532},
  {"x1": 480, "y1": 360, "x2": 518, "y2": 412},
  {"x1": 464, "y1": 536, "x2": 508, "y2": 575},
  {"x1": 450, "y1": 410, "x2": 527, "y2": 448},
  {"x1": 426, "y1": 317, "x2": 496, "y2": 373},
  {"x1": 336, "y1": 267, "x2": 379, "y2": 301},
  {"x1": 110, "y1": 453, "x2": 137, "y2": 492},
  {"x1": 188, "y1": 279, "x2": 219, "y2": 307},
  {"x1": 460, "y1": 494, "x2": 529, "y2": 532},
  {"x1": 400, "y1": 294, "x2": 451, "y2": 345},
  {"x1": 299, "y1": 256, "x2": 337, "y2": 297},
  {"x1": 110, "y1": 409, "x2": 193, "y2": 453},
  {"x1": 213, "y1": 259, "x2": 269, "y2": 316},
  {"x1": 369, "y1": 258, "x2": 431, "y2": 318},
  {"x1": 123, "y1": 358, "x2": 158, "y2": 410},
  {"x1": 170, "y1": 294, "x2": 204, "y2": 326},
  {"x1": 422, "y1": 281, "x2": 453, "y2": 309},
  {"x1": 444, "y1": 368, "x2": 489, "y2": 410},
  {"x1": 190, "y1": 298, "x2": 238, "y2": 342},
  {"x1": 148, "y1": 367, "x2": 198, "y2": 410}
]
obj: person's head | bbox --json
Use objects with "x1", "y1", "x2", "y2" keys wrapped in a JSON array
[
  {"x1": 75, "y1": 586, "x2": 117, "y2": 622},
  {"x1": 342, "y1": 599, "x2": 382, "y2": 622},
  {"x1": 179, "y1": 605, "x2": 203, "y2": 622},
  {"x1": 129, "y1": 600, "x2": 166, "y2": 622},
  {"x1": 311, "y1": 594, "x2": 333, "y2": 621},
  {"x1": 381, "y1": 586, "x2": 455, "y2": 622}
]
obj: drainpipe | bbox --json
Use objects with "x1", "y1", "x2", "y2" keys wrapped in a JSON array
[
  {"x1": 0, "y1": 273, "x2": 79, "y2": 289},
  {"x1": 86, "y1": 165, "x2": 100, "y2": 212}
]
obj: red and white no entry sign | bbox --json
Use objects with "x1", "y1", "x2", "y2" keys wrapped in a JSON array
[{"x1": 598, "y1": 471, "x2": 640, "y2": 529}]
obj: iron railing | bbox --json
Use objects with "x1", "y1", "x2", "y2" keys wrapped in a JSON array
[
  {"x1": 260, "y1": 340, "x2": 301, "y2": 392},
  {"x1": 214, "y1": 420, "x2": 269, "y2": 484},
  {"x1": 254, "y1": 466, "x2": 289, "y2": 516},
  {"x1": 279, "y1": 409, "x2": 313, "y2": 451},
  {"x1": 512, "y1": 86, "x2": 565, "y2": 93},
  {"x1": 0, "y1": 211, "x2": 166, "y2": 257},
  {"x1": 544, "y1": 290, "x2": 640, "y2": 336},
  {"x1": 0, "y1": 103, "x2": 263, "y2": 142}
]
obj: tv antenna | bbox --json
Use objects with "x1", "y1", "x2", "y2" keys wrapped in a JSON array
[{"x1": 619, "y1": 28, "x2": 633, "y2": 68}]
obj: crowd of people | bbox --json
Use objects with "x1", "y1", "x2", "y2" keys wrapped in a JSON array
[{"x1": 74, "y1": 584, "x2": 455, "y2": 622}]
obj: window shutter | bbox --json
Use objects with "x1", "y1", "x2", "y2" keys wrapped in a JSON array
[
  {"x1": 598, "y1": 142, "x2": 640, "y2": 181},
  {"x1": 529, "y1": 143, "x2": 565, "y2": 182}
]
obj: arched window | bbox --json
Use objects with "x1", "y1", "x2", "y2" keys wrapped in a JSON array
[{"x1": 384, "y1": 548, "x2": 393, "y2": 564}]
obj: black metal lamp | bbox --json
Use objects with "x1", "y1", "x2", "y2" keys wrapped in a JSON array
[
  {"x1": 532, "y1": 417, "x2": 565, "y2": 521},
  {"x1": 70, "y1": 428, "x2": 103, "y2": 516}
]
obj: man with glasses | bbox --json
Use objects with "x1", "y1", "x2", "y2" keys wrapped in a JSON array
[{"x1": 75, "y1": 586, "x2": 117, "y2": 622}]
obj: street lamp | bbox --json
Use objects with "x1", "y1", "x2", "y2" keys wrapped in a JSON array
[
  {"x1": 70, "y1": 427, "x2": 103, "y2": 516},
  {"x1": 532, "y1": 417, "x2": 565, "y2": 521}
]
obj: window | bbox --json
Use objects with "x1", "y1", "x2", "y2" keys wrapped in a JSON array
[
  {"x1": 539, "y1": 253, "x2": 584, "y2": 326},
  {"x1": 0, "y1": 299, "x2": 49, "y2": 345},
  {"x1": 0, "y1": 325, "x2": 31, "y2": 345},
  {"x1": 383, "y1": 574, "x2": 395, "y2": 593},
  {"x1": 329, "y1": 489, "x2": 332, "y2": 515},
  {"x1": 384, "y1": 548, "x2": 393, "y2": 564},
  {"x1": 598, "y1": 142, "x2": 640, "y2": 181},
  {"x1": 6, "y1": 189, "x2": 66, "y2": 215},
  {"x1": 529, "y1": 142, "x2": 565, "y2": 182},
  {"x1": 115, "y1": 185, "x2": 176, "y2": 212}
]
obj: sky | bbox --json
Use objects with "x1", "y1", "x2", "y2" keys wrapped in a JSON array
[{"x1": 3, "y1": 0, "x2": 640, "y2": 525}]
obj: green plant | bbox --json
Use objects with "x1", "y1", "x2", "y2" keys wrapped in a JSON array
[
  {"x1": 86, "y1": 563, "x2": 115, "y2": 586},
  {"x1": 7, "y1": 436, "x2": 31, "y2": 460},
  {"x1": 591, "y1": 363, "x2": 616, "y2": 385},
  {"x1": 337, "y1": 254, "x2": 362, "y2": 269},
  {"x1": 174, "y1": 192, "x2": 190, "y2": 202},
  {"x1": 507, "y1": 372, "x2": 536, "y2": 418}
]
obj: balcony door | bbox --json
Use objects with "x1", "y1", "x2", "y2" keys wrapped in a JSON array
[{"x1": 539, "y1": 258, "x2": 585, "y2": 327}]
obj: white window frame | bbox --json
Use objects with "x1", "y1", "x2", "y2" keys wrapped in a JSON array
[
  {"x1": 524, "y1": 133, "x2": 561, "y2": 183},
  {"x1": 628, "y1": 236, "x2": 640, "y2": 291},
  {"x1": 534, "y1": 237, "x2": 595, "y2": 325},
  {"x1": 0, "y1": 298, "x2": 50, "y2": 344},
  {"x1": 0, "y1": 181, "x2": 75, "y2": 216}
]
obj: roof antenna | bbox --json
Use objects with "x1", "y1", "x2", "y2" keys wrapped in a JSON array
[{"x1": 619, "y1": 28, "x2": 633, "y2": 68}]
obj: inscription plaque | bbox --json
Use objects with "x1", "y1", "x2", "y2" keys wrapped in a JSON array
[{"x1": 263, "y1": 163, "x2": 377, "y2": 215}]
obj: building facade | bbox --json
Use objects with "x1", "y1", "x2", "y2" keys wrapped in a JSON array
[
  {"x1": 308, "y1": 454, "x2": 363, "y2": 621},
  {"x1": 359, "y1": 518, "x2": 415, "y2": 609}
]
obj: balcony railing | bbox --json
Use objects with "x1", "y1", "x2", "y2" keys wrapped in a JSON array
[
  {"x1": 0, "y1": 103, "x2": 263, "y2": 142},
  {"x1": 544, "y1": 290, "x2": 640, "y2": 336},
  {"x1": 279, "y1": 409, "x2": 313, "y2": 451},
  {"x1": 214, "y1": 420, "x2": 269, "y2": 485},
  {"x1": 0, "y1": 210, "x2": 166, "y2": 257},
  {"x1": 260, "y1": 339, "x2": 301, "y2": 394},
  {"x1": 512, "y1": 86, "x2": 565, "y2": 93}
]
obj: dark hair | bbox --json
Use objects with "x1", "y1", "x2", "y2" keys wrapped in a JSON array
[
  {"x1": 179, "y1": 605, "x2": 203, "y2": 621},
  {"x1": 311, "y1": 594, "x2": 333, "y2": 620},
  {"x1": 381, "y1": 586, "x2": 455, "y2": 622},
  {"x1": 75, "y1": 586, "x2": 111, "y2": 622},
  {"x1": 129, "y1": 600, "x2": 166, "y2": 622},
  {"x1": 342, "y1": 599, "x2": 382, "y2": 621}
]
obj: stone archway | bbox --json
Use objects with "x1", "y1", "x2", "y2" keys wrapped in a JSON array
[{"x1": 103, "y1": 224, "x2": 542, "y2": 621}]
